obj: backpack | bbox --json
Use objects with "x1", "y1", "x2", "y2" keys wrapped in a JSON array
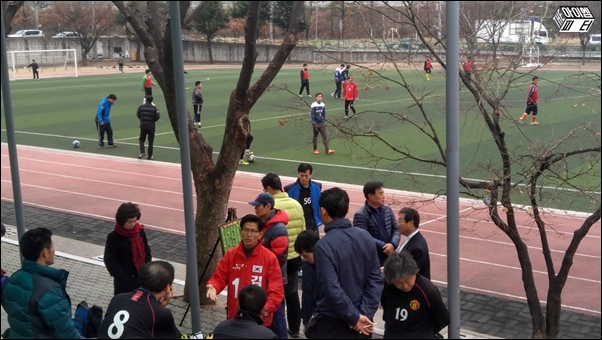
[{"x1": 73, "y1": 300, "x2": 104, "y2": 338}]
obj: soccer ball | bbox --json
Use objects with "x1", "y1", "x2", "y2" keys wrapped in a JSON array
[
  {"x1": 247, "y1": 154, "x2": 255, "y2": 163},
  {"x1": 72, "y1": 140, "x2": 80, "y2": 148}
]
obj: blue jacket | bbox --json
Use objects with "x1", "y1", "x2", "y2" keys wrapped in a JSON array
[
  {"x1": 313, "y1": 218, "x2": 384, "y2": 326},
  {"x1": 96, "y1": 97, "x2": 114, "y2": 124},
  {"x1": 1, "y1": 260, "x2": 80, "y2": 339},
  {"x1": 353, "y1": 203, "x2": 401, "y2": 266},
  {"x1": 334, "y1": 68, "x2": 342, "y2": 82},
  {"x1": 284, "y1": 179, "x2": 323, "y2": 229},
  {"x1": 310, "y1": 102, "x2": 326, "y2": 124}
]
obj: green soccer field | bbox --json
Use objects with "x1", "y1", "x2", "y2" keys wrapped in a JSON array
[{"x1": 1, "y1": 65, "x2": 600, "y2": 212}]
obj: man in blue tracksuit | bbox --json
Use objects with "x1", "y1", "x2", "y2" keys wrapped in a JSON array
[
  {"x1": 306, "y1": 188, "x2": 383, "y2": 339},
  {"x1": 332, "y1": 64, "x2": 344, "y2": 99},
  {"x1": 95, "y1": 94, "x2": 117, "y2": 148},
  {"x1": 284, "y1": 163, "x2": 323, "y2": 233}
]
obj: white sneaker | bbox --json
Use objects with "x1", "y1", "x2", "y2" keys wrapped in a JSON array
[
  {"x1": 299, "y1": 94, "x2": 302, "y2": 98},
  {"x1": 531, "y1": 121, "x2": 539, "y2": 125},
  {"x1": 519, "y1": 118, "x2": 524, "y2": 124},
  {"x1": 307, "y1": 95, "x2": 312, "y2": 97}
]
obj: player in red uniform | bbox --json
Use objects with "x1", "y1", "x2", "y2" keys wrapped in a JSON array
[
  {"x1": 342, "y1": 75, "x2": 359, "y2": 119},
  {"x1": 463, "y1": 57, "x2": 473, "y2": 83},
  {"x1": 206, "y1": 214, "x2": 284, "y2": 330},
  {"x1": 299, "y1": 64, "x2": 311, "y2": 98},
  {"x1": 519, "y1": 76, "x2": 539, "y2": 125},
  {"x1": 424, "y1": 58, "x2": 433, "y2": 81}
]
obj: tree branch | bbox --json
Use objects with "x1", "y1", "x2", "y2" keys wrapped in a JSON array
[
  {"x1": 182, "y1": 1, "x2": 210, "y2": 29},
  {"x1": 233, "y1": 1, "x2": 260, "y2": 104},
  {"x1": 247, "y1": 1, "x2": 304, "y2": 103},
  {"x1": 112, "y1": 1, "x2": 156, "y2": 48}
]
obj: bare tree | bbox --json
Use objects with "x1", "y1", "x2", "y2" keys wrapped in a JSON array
[
  {"x1": 112, "y1": 0, "x2": 305, "y2": 305},
  {"x1": 46, "y1": 1, "x2": 117, "y2": 65},
  {"x1": 317, "y1": 2, "x2": 601, "y2": 338},
  {"x1": 2, "y1": 1, "x2": 26, "y2": 35}
]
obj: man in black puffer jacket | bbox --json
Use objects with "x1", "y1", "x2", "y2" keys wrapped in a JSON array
[{"x1": 137, "y1": 95, "x2": 160, "y2": 160}]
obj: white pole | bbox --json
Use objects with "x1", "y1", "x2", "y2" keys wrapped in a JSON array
[
  {"x1": 92, "y1": 1, "x2": 97, "y2": 61},
  {"x1": 11, "y1": 51, "x2": 16, "y2": 81},
  {"x1": 74, "y1": 50, "x2": 79, "y2": 77},
  {"x1": 315, "y1": 3, "x2": 318, "y2": 40},
  {"x1": 34, "y1": 1, "x2": 39, "y2": 29}
]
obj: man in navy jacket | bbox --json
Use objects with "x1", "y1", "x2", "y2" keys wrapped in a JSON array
[
  {"x1": 353, "y1": 181, "x2": 400, "y2": 267},
  {"x1": 284, "y1": 163, "x2": 323, "y2": 233},
  {"x1": 307, "y1": 188, "x2": 384, "y2": 339}
]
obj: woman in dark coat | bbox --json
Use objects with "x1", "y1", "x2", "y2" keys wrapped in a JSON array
[{"x1": 104, "y1": 202, "x2": 152, "y2": 295}]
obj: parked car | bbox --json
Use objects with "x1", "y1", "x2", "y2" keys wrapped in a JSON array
[
  {"x1": 7, "y1": 29, "x2": 44, "y2": 38},
  {"x1": 52, "y1": 31, "x2": 80, "y2": 39}
]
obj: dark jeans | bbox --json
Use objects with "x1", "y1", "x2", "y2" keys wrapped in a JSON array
[
  {"x1": 307, "y1": 314, "x2": 372, "y2": 339},
  {"x1": 299, "y1": 80, "x2": 310, "y2": 95},
  {"x1": 241, "y1": 134, "x2": 253, "y2": 159},
  {"x1": 334, "y1": 82, "x2": 342, "y2": 98},
  {"x1": 312, "y1": 123, "x2": 329, "y2": 151},
  {"x1": 269, "y1": 301, "x2": 287, "y2": 339},
  {"x1": 285, "y1": 257, "x2": 302, "y2": 333},
  {"x1": 96, "y1": 120, "x2": 114, "y2": 147},
  {"x1": 32, "y1": 70, "x2": 39, "y2": 79},
  {"x1": 139, "y1": 125, "x2": 156, "y2": 157},
  {"x1": 193, "y1": 104, "x2": 203, "y2": 123}
]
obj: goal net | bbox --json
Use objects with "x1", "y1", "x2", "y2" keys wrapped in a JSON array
[{"x1": 7, "y1": 49, "x2": 78, "y2": 81}]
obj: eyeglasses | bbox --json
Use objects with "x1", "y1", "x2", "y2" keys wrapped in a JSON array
[{"x1": 241, "y1": 228, "x2": 260, "y2": 235}]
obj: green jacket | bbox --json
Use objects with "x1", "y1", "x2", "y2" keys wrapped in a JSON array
[
  {"x1": 2, "y1": 260, "x2": 80, "y2": 339},
  {"x1": 273, "y1": 192, "x2": 306, "y2": 260}
]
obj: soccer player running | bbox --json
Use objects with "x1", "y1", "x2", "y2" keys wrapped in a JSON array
[
  {"x1": 310, "y1": 93, "x2": 335, "y2": 155},
  {"x1": 332, "y1": 64, "x2": 344, "y2": 99},
  {"x1": 342, "y1": 75, "x2": 359, "y2": 119},
  {"x1": 117, "y1": 54, "x2": 125, "y2": 73},
  {"x1": 299, "y1": 63, "x2": 311, "y2": 97},
  {"x1": 424, "y1": 57, "x2": 433, "y2": 81},
  {"x1": 519, "y1": 76, "x2": 539, "y2": 125}
]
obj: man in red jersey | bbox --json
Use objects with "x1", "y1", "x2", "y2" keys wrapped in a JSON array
[
  {"x1": 299, "y1": 64, "x2": 311, "y2": 98},
  {"x1": 463, "y1": 56, "x2": 473, "y2": 83},
  {"x1": 519, "y1": 76, "x2": 539, "y2": 125},
  {"x1": 206, "y1": 214, "x2": 284, "y2": 334},
  {"x1": 342, "y1": 75, "x2": 359, "y2": 119}
]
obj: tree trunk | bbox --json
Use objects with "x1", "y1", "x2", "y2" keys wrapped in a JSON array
[
  {"x1": 582, "y1": 48, "x2": 586, "y2": 66},
  {"x1": 513, "y1": 237, "x2": 546, "y2": 339},
  {"x1": 208, "y1": 38, "x2": 214, "y2": 64},
  {"x1": 80, "y1": 47, "x2": 89, "y2": 66},
  {"x1": 546, "y1": 278, "x2": 562, "y2": 339},
  {"x1": 2, "y1": 1, "x2": 25, "y2": 36}
]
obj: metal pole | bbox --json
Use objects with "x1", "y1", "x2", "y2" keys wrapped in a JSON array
[
  {"x1": 445, "y1": 2, "x2": 461, "y2": 339},
  {"x1": 1, "y1": 7, "x2": 27, "y2": 253},
  {"x1": 168, "y1": 1, "x2": 202, "y2": 334},
  {"x1": 315, "y1": 2, "x2": 318, "y2": 40}
]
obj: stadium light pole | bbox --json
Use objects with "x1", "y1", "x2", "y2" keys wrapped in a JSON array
[
  {"x1": 445, "y1": 1, "x2": 461, "y2": 339},
  {"x1": 0, "y1": 7, "x2": 27, "y2": 253},
  {"x1": 169, "y1": 1, "x2": 202, "y2": 334}
]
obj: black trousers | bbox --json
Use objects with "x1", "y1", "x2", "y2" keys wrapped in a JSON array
[
  {"x1": 32, "y1": 70, "x2": 39, "y2": 79},
  {"x1": 139, "y1": 125, "x2": 156, "y2": 156},
  {"x1": 96, "y1": 120, "x2": 114, "y2": 147},
  {"x1": 143, "y1": 87, "x2": 152, "y2": 103},
  {"x1": 334, "y1": 82, "x2": 342, "y2": 98},
  {"x1": 285, "y1": 257, "x2": 302, "y2": 333},
  {"x1": 241, "y1": 134, "x2": 253, "y2": 159},
  {"x1": 344, "y1": 100, "x2": 356, "y2": 116},
  {"x1": 299, "y1": 80, "x2": 310, "y2": 95},
  {"x1": 307, "y1": 314, "x2": 372, "y2": 339}
]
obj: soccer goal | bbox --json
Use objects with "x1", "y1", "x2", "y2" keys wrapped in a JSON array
[
  {"x1": 7, "y1": 49, "x2": 78, "y2": 81},
  {"x1": 521, "y1": 44, "x2": 542, "y2": 68}
]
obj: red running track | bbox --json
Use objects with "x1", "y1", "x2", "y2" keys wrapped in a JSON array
[{"x1": 1, "y1": 144, "x2": 600, "y2": 316}]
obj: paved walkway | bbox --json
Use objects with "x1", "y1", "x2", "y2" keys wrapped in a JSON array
[{"x1": 2, "y1": 202, "x2": 601, "y2": 339}]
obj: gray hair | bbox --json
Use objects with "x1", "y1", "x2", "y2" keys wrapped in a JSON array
[{"x1": 383, "y1": 250, "x2": 419, "y2": 284}]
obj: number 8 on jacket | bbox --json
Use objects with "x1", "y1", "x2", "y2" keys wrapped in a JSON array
[{"x1": 107, "y1": 310, "x2": 130, "y2": 339}]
